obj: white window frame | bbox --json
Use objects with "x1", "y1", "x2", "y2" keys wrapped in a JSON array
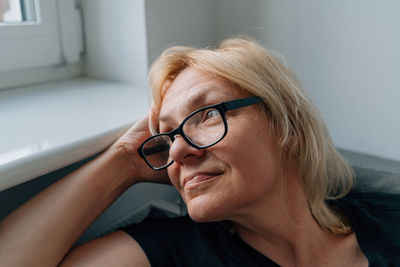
[{"x1": 0, "y1": 0, "x2": 83, "y2": 89}]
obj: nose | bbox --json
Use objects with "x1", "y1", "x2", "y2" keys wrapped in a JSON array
[{"x1": 169, "y1": 135, "x2": 205, "y2": 165}]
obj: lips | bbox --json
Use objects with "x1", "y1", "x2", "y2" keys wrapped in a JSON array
[{"x1": 182, "y1": 172, "x2": 223, "y2": 190}]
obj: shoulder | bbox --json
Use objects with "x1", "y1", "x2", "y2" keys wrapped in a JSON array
[
  {"x1": 329, "y1": 192, "x2": 400, "y2": 266},
  {"x1": 60, "y1": 231, "x2": 151, "y2": 267},
  {"x1": 121, "y1": 216, "x2": 226, "y2": 266},
  {"x1": 121, "y1": 215, "x2": 278, "y2": 266},
  {"x1": 332, "y1": 192, "x2": 400, "y2": 237},
  {"x1": 122, "y1": 215, "x2": 216, "y2": 241}
]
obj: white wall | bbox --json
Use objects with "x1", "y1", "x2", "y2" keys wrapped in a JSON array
[
  {"x1": 145, "y1": 0, "x2": 217, "y2": 65},
  {"x1": 81, "y1": 0, "x2": 149, "y2": 87},
  {"x1": 81, "y1": 0, "x2": 217, "y2": 86},
  {"x1": 217, "y1": 0, "x2": 400, "y2": 161}
]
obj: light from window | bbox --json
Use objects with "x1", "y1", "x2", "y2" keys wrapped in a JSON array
[{"x1": 0, "y1": 0, "x2": 36, "y2": 23}]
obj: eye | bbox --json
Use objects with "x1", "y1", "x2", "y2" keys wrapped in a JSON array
[
  {"x1": 198, "y1": 108, "x2": 222, "y2": 126},
  {"x1": 204, "y1": 109, "x2": 219, "y2": 121},
  {"x1": 206, "y1": 109, "x2": 219, "y2": 119}
]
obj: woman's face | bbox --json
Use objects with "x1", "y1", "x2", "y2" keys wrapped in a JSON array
[{"x1": 159, "y1": 67, "x2": 282, "y2": 222}]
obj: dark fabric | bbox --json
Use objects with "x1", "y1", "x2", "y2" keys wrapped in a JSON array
[
  {"x1": 327, "y1": 193, "x2": 400, "y2": 267},
  {"x1": 122, "y1": 215, "x2": 278, "y2": 266},
  {"x1": 122, "y1": 193, "x2": 399, "y2": 266}
]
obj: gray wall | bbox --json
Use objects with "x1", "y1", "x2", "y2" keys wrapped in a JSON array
[
  {"x1": 81, "y1": 0, "x2": 149, "y2": 87},
  {"x1": 145, "y1": 0, "x2": 217, "y2": 65},
  {"x1": 216, "y1": 0, "x2": 400, "y2": 161}
]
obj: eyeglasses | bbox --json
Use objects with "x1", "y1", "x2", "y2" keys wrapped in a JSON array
[{"x1": 138, "y1": 96, "x2": 263, "y2": 170}]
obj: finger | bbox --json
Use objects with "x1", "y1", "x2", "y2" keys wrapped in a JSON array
[{"x1": 126, "y1": 115, "x2": 150, "y2": 134}]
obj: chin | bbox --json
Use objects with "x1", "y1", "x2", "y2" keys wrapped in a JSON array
[
  {"x1": 187, "y1": 208, "x2": 213, "y2": 222},
  {"x1": 185, "y1": 195, "x2": 227, "y2": 223}
]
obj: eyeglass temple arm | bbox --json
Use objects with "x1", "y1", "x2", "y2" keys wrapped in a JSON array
[{"x1": 222, "y1": 96, "x2": 263, "y2": 111}]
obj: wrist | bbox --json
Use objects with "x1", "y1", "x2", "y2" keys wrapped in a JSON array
[{"x1": 105, "y1": 144, "x2": 139, "y2": 186}]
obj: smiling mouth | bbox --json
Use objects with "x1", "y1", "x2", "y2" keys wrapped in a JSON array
[{"x1": 183, "y1": 172, "x2": 223, "y2": 190}]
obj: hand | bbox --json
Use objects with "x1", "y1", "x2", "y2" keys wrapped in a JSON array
[{"x1": 111, "y1": 115, "x2": 170, "y2": 185}]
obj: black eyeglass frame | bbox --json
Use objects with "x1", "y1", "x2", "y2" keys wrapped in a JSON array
[{"x1": 138, "y1": 96, "x2": 263, "y2": 170}]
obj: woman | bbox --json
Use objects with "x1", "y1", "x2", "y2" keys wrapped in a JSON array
[{"x1": 0, "y1": 37, "x2": 398, "y2": 266}]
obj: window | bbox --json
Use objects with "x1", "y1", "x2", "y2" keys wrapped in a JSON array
[
  {"x1": 0, "y1": 0, "x2": 83, "y2": 89},
  {"x1": 0, "y1": 0, "x2": 37, "y2": 23}
]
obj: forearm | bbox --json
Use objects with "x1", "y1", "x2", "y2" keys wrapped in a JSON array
[{"x1": 0, "y1": 145, "x2": 137, "y2": 267}]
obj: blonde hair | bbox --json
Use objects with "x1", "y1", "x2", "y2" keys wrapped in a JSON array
[{"x1": 148, "y1": 37, "x2": 354, "y2": 235}]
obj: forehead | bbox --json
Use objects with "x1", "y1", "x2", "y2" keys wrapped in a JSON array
[{"x1": 159, "y1": 67, "x2": 248, "y2": 122}]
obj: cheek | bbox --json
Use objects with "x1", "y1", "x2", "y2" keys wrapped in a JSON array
[
  {"x1": 167, "y1": 165, "x2": 181, "y2": 190},
  {"x1": 218, "y1": 126, "x2": 264, "y2": 163},
  {"x1": 220, "y1": 123, "x2": 277, "y2": 179}
]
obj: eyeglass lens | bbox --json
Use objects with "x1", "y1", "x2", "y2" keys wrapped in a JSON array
[
  {"x1": 141, "y1": 107, "x2": 225, "y2": 169},
  {"x1": 141, "y1": 135, "x2": 172, "y2": 168}
]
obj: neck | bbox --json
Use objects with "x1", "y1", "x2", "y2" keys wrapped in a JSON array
[{"x1": 229, "y1": 169, "x2": 363, "y2": 266}]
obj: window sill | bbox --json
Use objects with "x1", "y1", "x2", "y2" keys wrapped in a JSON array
[{"x1": 0, "y1": 78, "x2": 149, "y2": 191}]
